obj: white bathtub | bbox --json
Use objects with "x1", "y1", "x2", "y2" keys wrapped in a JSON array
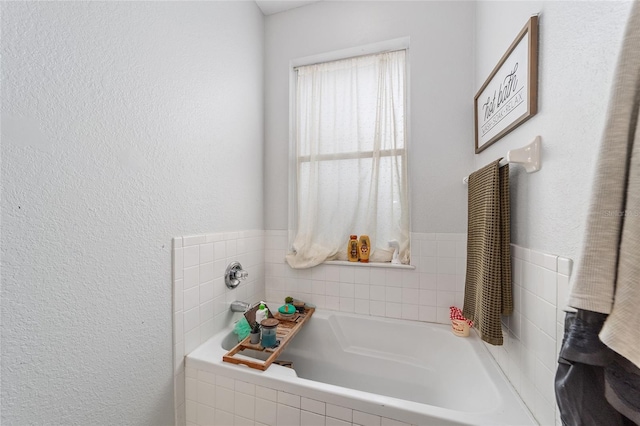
[{"x1": 186, "y1": 309, "x2": 535, "y2": 425}]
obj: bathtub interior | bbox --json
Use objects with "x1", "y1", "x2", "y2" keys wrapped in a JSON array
[{"x1": 223, "y1": 311, "x2": 503, "y2": 413}]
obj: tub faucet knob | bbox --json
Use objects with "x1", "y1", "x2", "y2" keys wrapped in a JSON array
[{"x1": 225, "y1": 261, "x2": 248, "y2": 289}]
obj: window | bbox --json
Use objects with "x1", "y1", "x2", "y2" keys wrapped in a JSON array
[{"x1": 286, "y1": 49, "x2": 409, "y2": 269}]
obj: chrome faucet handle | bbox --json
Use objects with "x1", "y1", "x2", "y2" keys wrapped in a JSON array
[{"x1": 225, "y1": 261, "x2": 248, "y2": 289}]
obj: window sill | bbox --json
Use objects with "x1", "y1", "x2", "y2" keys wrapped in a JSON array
[{"x1": 323, "y1": 260, "x2": 415, "y2": 270}]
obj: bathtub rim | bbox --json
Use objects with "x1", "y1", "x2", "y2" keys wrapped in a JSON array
[{"x1": 186, "y1": 309, "x2": 536, "y2": 426}]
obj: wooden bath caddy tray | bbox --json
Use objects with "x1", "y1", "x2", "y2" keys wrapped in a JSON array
[{"x1": 222, "y1": 307, "x2": 315, "y2": 371}]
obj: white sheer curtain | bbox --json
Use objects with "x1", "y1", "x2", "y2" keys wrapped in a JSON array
[{"x1": 286, "y1": 50, "x2": 409, "y2": 269}]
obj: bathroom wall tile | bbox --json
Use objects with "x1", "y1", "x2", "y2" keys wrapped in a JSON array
[
  {"x1": 437, "y1": 241, "x2": 456, "y2": 258},
  {"x1": 418, "y1": 290, "x2": 438, "y2": 306},
  {"x1": 381, "y1": 418, "x2": 411, "y2": 426},
  {"x1": 236, "y1": 381, "x2": 255, "y2": 396},
  {"x1": 199, "y1": 243, "x2": 214, "y2": 264},
  {"x1": 198, "y1": 370, "x2": 215, "y2": 385},
  {"x1": 401, "y1": 271, "x2": 419, "y2": 289},
  {"x1": 370, "y1": 269, "x2": 386, "y2": 286},
  {"x1": 197, "y1": 381, "x2": 216, "y2": 407},
  {"x1": 385, "y1": 287, "x2": 401, "y2": 303},
  {"x1": 419, "y1": 256, "x2": 437, "y2": 274},
  {"x1": 437, "y1": 257, "x2": 457, "y2": 275},
  {"x1": 436, "y1": 291, "x2": 455, "y2": 308},
  {"x1": 354, "y1": 268, "x2": 371, "y2": 284},
  {"x1": 184, "y1": 245, "x2": 200, "y2": 267},
  {"x1": 385, "y1": 302, "x2": 402, "y2": 318},
  {"x1": 326, "y1": 404, "x2": 352, "y2": 422},
  {"x1": 199, "y1": 281, "x2": 214, "y2": 305},
  {"x1": 177, "y1": 404, "x2": 186, "y2": 426},
  {"x1": 326, "y1": 417, "x2": 350, "y2": 426},
  {"x1": 215, "y1": 408, "x2": 234, "y2": 426},
  {"x1": 401, "y1": 304, "x2": 419, "y2": 321},
  {"x1": 419, "y1": 273, "x2": 437, "y2": 290},
  {"x1": 174, "y1": 249, "x2": 184, "y2": 280},
  {"x1": 301, "y1": 397, "x2": 325, "y2": 415},
  {"x1": 301, "y1": 410, "x2": 326, "y2": 426},
  {"x1": 174, "y1": 279, "x2": 184, "y2": 313},
  {"x1": 401, "y1": 288, "x2": 419, "y2": 304},
  {"x1": 186, "y1": 400, "x2": 197, "y2": 424},
  {"x1": 353, "y1": 411, "x2": 381, "y2": 426},
  {"x1": 174, "y1": 237, "x2": 184, "y2": 249},
  {"x1": 325, "y1": 266, "x2": 340, "y2": 282},
  {"x1": 278, "y1": 391, "x2": 301, "y2": 408},
  {"x1": 370, "y1": 300, "x2": 385, "y2": 316},
  {"x1": 340, "y1": 283, "x2": 355, "y2": 298},
  {"x1": 234, "y1": 414, "x2": 254, "y2": 426},
  {"x1": 255, "y1": 398, "x2": 277, "y2": 426},
  {"x1": 185, "y1": 367, "x2": 197, "y2": 379},
  {"x1": 557, "y1": 257, "x2": 572, "y2": 276},
  {"x1": 200, "y1": 320, "x2": 214, "y2": 344},
  {"x1": 174, "y1": 312, "x2": 184, "y2": 344},
  {"x1": 215, "y1": 386, "x2": 235, "y2": 411},
  {"x1": 184, "y1": 307, "x2": 200, "y2": 333},
  {"x1": 325, "y1": 282, "x2": 340, "y2": 297},
  {"x1": 556, "y1": 274, "x2": 571, "y2": 315},
  {"x1": 419, "y1": 306, "x2": 436, "y2": 322},
  {"x1": 339, "y1": 267, "x2": 355, "y2": 283},
  {"x1": 436, "y1": 307, "x2": 450, "y2": 324},
  {"x1": 256, "y1": 386, "x2": 277, "y2": 402},
  {"x1": 186, "y1": 377, "x2": 197, "y2": 402},
  {"x1": 183, "y1": 266, "x2": 200, "y2": 290},
  {"x1": 277, "y1": 403, "x2": 300, "y2": 426},
  {"x1": 199, "y1": 262, "x2": 214, "y2": 284},
  {"x1": 436, "y1": 274, "x2": 456, "y2": 291},
  {"x1": 420, "y1": 240, "x2": 437, "y2": 257},
  {"x1": 325, "y1": 296, "x2": 340, "y2": 311},
  {"x1": 339, "y1": 297, "x2": 354, "y2": 313},
  {"x1": 540, "y1": 269, "x2": 557, "y2": 305},
  {"x1": 184, "y1": 287, "x2": 199, "y2": 312},
  {"x1": 386, "y1": 269, "x2": 403, "y2": 287},
  {"x1": 184, "y1": 235, "x2": 207, "y2": 247},
  {"x1": 370, "y1": 286, "x2": 385, "y2": 301},
  {"x1": 235, "y1": 392, "x2": 255, "y2": 419},
  {"x1": 217, "y1": 374, "x2": 234, "y2": 390},
  {"x1": 354, "y1": 284, "x2": 369, "y2": 300}
]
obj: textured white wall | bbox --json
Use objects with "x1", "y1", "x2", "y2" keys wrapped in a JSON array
[
  {"x1": 264, "y1": 1, "x2": 476, "y2": 234},
  {"x1": 474, "y1": 1, "x2": 633, "y2": 261},
  {"x1": 1, "y1": 2, "x2": 264, "y2": 425}
]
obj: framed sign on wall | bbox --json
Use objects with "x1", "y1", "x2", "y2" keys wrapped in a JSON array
[{"x1": 474, "y1": 16, "x2": 539, "y2": 154}]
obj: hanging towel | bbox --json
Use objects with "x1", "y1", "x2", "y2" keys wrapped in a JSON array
[
  {"x1": 556, "y1": 2, "x2": 640, "y2": 424},
  {"x1": 463, "y1": 159, "x2": 512, "y2": 345}
]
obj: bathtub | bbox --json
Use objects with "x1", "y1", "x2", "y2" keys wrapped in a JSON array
[{"x1": 186, "y1": 309, "x2": 535, "y2": 426}]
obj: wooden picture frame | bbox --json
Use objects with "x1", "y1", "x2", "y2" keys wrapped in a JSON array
[{"x1": 474, "y1": 16, "x2": 539, "y2": 154}]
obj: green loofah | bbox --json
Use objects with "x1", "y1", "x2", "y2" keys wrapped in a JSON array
[{"x1": 233, "y1": 317, "x2": 251, "y2": 342}]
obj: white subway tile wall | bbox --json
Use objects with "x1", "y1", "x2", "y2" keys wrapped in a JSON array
[
  {"x1": 173, "y1": 230, "x2": 265, "y2": 426},
  {"x1": 264, "y1": 231, "x2": 467, "y2": 325},
  {"x1": 483, "y1": 244, "x2": 572, "y2": 426},
  {"x1": 185, "y1": 368, "x2": 415, "y2": 426}
]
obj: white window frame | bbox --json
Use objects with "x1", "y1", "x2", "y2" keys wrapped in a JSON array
[{"x1": 287, "y1": 37, "x2": 413, "y2": 268}]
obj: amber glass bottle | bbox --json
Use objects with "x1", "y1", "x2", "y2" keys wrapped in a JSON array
[
  {"x1": 347, "y1": 235, "x2": 359, "y2": 262},
  {"x1": 358, "y1": 235, "x2": 370, "y2": 263}
]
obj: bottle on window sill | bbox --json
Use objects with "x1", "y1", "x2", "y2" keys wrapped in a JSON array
[
  {"x1": 347, "y1": 235, "x2": 359, "y2": 262},
  {"x1": 358, "y1": 235, "x2": 370, "y2": 263}
]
